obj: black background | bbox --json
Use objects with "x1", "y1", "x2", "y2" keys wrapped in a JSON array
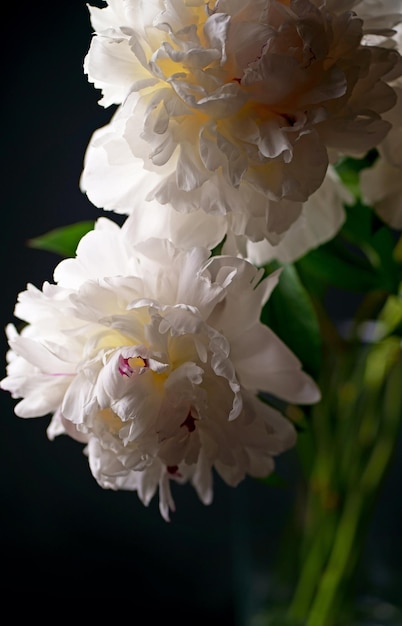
[{"x1": 1, "y1": 1, "x2": 401, "y2": 620}]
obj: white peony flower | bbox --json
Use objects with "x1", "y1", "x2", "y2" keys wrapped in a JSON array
[
  {"x1": 81, "y1": 0, "x2": 400, "y2": 247},
  {"x1": 222, "y1": 165, "x2": 352, "y2": 264},
  {"x1": 1, "y1": 218, "x2": 320, "y2": 520},
  {"x1": 102, "y1": 163, "x2": 350, "y2": 265},
  {"x1": 353, "y1": 0, "x2": 402, "y2": 34},
  {"x1": 360, "y1": 85, "x2": 402, "y2": 228},
  {"x1": 360, "y1": 24, "x2": 402, "y2": 228}
]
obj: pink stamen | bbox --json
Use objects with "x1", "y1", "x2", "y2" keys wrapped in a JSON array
[
  {"x1": 118, "y1": 357, "x2": 133, "y2": 377},
  {"x1": 118, "y1": 355, "x2": 148, "y2": 377},
  {"x1": 167, "y1": 465, "x2": 181, "y2": 477},
  {"x1": 180, "y1": 412, "x2": 196, "y2": 433}
]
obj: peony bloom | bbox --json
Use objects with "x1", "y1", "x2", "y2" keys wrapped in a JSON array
[
  {"x1": 81, "y1": 0, "x2": 400, "y2": 247},
  {"x1": 222, "y1": 165, "x2": 352, "y2": 264},
  {"x1": 353, "y1": 0, "x2": 402, "y2": 33},
  {"x1": 1, "y1": 218, "x2": 320, "y2": 520},
  {"x1": 360, "y1": 24, "x2": 402, "y2": 228},
  {"x1": 100, "y1": 163, "x2": 350, "y2": 265},
  {"x1": 360, "y1": 85, "x2": 402, "y2": 228}
]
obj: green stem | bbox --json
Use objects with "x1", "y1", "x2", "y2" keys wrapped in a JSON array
[
  {"x1": 286, "y1": 502, "x2": 337, "y2": 621},
  {"x1": 285, "y1": 340, "x2": 402, "y2": 626},
  {"x1": 306, "y1": 415, "x2": 400, "y2": 626},
  {"x1": 304, "y1": 490, "x2": 363, "y2": 626}
]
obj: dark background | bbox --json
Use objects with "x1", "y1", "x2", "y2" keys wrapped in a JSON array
[{"x1": 1, "y1": 1, "x2": 401, "y2": 621}]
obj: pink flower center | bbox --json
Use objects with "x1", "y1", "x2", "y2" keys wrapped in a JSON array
[
  {"x1": 180, "y1": 412, "x2": 196, "y2": 432},
  {"x1": 118, "y1": 355, "x2": 148, "y2": 377},
  {"x1": 167, "y1": 465, "x2": 181, "y2": 477}
]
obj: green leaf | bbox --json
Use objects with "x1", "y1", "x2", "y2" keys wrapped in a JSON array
[
  {"x1": 341, "y1": 201, "x2": 401, "y2": 294},
  {"x1": 297, "y1": 198, "x2": 401, "y2": 297},
  {"x1": 257, "y1": 472, "x2": 288, "y2": 487},
  {"x1": 334, "y1": 150, "x2": 378, "y2": 200},
  {"x1": 296, "y1": 238, "x2": 380, "y2": 294},
  {"x1": 363, "y1": 226, "x2": 401, "y2": 295},
  {"x1": 262, "y1": 263, "x2": 322, "y2": 378},
  {"x1": 341, "y1": 200, "x2": 376, "y2": 246},
  {"x1": 28, "y1": 221, "x2": 95, "y2": 258}
]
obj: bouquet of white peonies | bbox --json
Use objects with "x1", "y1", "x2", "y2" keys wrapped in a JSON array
[{"x1": 3, "y1": 1, "x2": 402, "y2": 623}]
